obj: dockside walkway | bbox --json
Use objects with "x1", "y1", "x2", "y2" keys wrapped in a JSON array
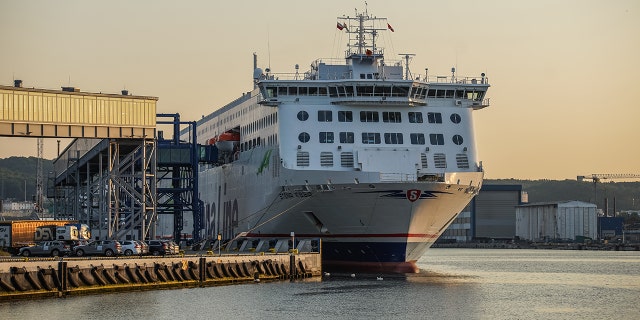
[{"x1": 0, "y1": 252, "x2": 321, "y2": 300}]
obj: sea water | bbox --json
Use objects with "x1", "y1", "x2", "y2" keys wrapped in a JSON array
[{"x1": 1, "y1": 249, "x2": 638, "y2": 319}]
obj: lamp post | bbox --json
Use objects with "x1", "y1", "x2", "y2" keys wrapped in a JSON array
[
  {"x1": 217, "y1": 233, "x2": 222, "y2": 256},
  {"x1": 290, "y1": 231, "x2": 296, "y2": 281},
  {"x1": 290, "y1": 231, "x2": 295, "y2": 252}
]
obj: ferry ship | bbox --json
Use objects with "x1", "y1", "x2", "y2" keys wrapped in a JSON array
[{"x1": 193, "y1": 9, "x2": 490, "y2": 273}]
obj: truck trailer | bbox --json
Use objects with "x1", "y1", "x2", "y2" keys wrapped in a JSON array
[{"x1": 0, "y1": 220, "x2": 78, "y2": 253}]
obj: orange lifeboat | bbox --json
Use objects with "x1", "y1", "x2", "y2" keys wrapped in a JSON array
[{"x1": 213, "y1": 131, "x2": 240, "y2": 152}]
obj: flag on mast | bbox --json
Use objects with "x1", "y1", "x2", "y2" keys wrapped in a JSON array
[
  {"x1": 337, "y1": 22, "x2": 344, "y2": 30},
  {"x1": 387, "y1": 23, "x2": 395, "y2": 32}
]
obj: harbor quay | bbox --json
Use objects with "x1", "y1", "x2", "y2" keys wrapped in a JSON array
[{"x1": 0, "y1": 252, "x2": 321, "y2": 300}]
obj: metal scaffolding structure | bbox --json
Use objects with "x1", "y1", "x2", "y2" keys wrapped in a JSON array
[
  {"x1": 53, "y1": 138, "x2": 157, "y2": 240},
  {"x1": 155, "y1": 113, "x2": 207, "y2": 243},
  {"x1": 0, "y1": 84, "x2": 213, "y2": 243}
]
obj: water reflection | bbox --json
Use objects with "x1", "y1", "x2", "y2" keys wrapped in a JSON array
[{"x1": 1, "y1": 249, "x2": 638, "y2": 320}]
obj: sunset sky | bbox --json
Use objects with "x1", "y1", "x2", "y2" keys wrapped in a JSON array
[{"x1": 1, "y1": 0, "x2": 638, "y2": 180}]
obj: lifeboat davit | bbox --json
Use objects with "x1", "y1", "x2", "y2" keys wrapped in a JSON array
[{"x1": 210, "y1": 132, "x2": 240, "y2": 152}]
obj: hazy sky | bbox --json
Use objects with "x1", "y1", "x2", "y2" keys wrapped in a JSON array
[{"x1": 1, "y1": 0, "x2": 638, "y2": 180}]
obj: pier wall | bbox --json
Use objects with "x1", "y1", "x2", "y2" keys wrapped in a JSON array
[{"x1": 0, "y1": 253, "x2": 321, "y2": 300}]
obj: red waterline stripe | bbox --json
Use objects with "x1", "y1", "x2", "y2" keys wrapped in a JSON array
[{"x1": 245, "y1": 233, "x2": 439, "y2": 239}]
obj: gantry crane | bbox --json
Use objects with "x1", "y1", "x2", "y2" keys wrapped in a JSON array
[{"x1": 577, "y1": 174, "x2": 640, "y2": 214}]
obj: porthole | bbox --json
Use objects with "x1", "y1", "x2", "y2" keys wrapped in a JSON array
[
  {"x1": 450, "y1": 113, "x2": 461, "y2": 124},
  {"x1": 452, "y1": 134, "x2": 464, "y2": 145},
  {"x1": 298, "y1": 132, "x2": 310, "y2": 143},
  {"x1": 297, "y1": 110, "x2": 309, "y2": 121}
]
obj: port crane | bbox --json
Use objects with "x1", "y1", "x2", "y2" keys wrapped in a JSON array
[{"x1": 577, "y1": 174, "x2": 640, "y2": 214}]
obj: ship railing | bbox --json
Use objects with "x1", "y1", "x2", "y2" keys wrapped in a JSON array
[
  {"x1": 379, "y1": 173, "x2": 417, "y2": 182},
  {"x1": 426, "y1": 75, "x2": 489, "y2": 85},
  {"x1": 472, "y1": 98, "x2": 491, "y2": 110}
]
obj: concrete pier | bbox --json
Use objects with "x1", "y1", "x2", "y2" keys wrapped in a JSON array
[{"x1": 0, "y1": 253, "x2": 321, "y2": 300}]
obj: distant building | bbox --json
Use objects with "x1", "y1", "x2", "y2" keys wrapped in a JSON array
[
  {"x1": 1, "y1": 200, "x2": 35, "y2": 212},
  {"x1": 598, "y1": 216, "x2": 623, "y2": 239},
  {"x1": 441, "y1": 184, "x2": 525, "y2": 242},
  {"x1": 515, "y1": 201, "x2": 597, "y2": 242}
]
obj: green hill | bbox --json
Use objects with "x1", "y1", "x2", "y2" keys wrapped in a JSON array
[
  {"x1": 485, "y1": 179, "x2": 640, "y2": 213},
  {"x1": 0, "y1": 157, "x2": 54, "y2": 201}
]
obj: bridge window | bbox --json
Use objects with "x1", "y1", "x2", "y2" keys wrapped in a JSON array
[
  {"x1": 360, "y1": 111, "x2": 379, "y2": 122},
  {"x1": 427, "y1": 112, "x2": 442, "y2": 123},
  {"x1": 429, "y1": 134, "x2": 445, "y2": 145},
  {"x1": 410, "y1": 133, "x2": 425, "y2": 145},
  {"x1": 393, "y1": 86, "x2": 410, "y2": 97},
  {"x1": 338, "y1": 111, "x2": 352, "y2": 122},
  {"x1": 318, "y1": 110, "x2": 332, "y2": 122},
  {"x1": 265, "y1": 87, "x2": 276, "y2": 98},
  {"x1": 319, "y1": 132, "x2": 334, "y2": 143},
  {"x1": 466, "y1": 90, "x2": 485, "y2": 101},
  {"x1": 382, "y1": 112, "x2": 402, "y2": 123},
  {"x1": 384, "y1": 133, "x2": 403, "y2": 144},
  {"x1": 357, "y1": 86, "x2": 374, "y2": 96},
  {"x1": 339, "y1": 132, "x2": 354, "y2": 143},
  {"x1": 408, "y1": 112, "x2": 423, "y2": 123},
  {"x1": 362, "y1": 132, "x2": 381, "y2": 144}
]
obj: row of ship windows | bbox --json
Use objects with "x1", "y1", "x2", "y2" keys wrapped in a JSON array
[
  {"x1": 264, "y1": 86, "x2": 485, "y2": 101},
  {"x1": 239, "y1": 134, "x2": 278, "y2": 152},
  {"x1": 298, "y1": 110, "x2": 461, "y2": 124},
  {"x1": 241, "y1": 112, "x2": 278, "y2": 136},
  {"x1": 200, "y1": 111, "x2": 277, "y2": 139},
  {"x1": 298, "y1": 132, "x2": 464, "y2": 146},
  {"x1": 296, "y1": 151, "x2": 470, "y2": 169}
]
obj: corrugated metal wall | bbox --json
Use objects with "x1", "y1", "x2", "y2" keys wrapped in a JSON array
[
  {"x1": 516, "y1": 202, "x2": 597, "y2": 241},
  {"x1": 0, "y1": 85, "x2": 157, "y2": 138},
  {"x1": 475, "y1": 191, "x2": 520, "y2": 239}
]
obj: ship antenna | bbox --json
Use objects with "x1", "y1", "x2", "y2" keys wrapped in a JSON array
[
  {"x1": 399, "y1": 53, "x2": 415, "y2": 80},
  {"x1": 267, "y1": 26, "x2": 272, "y2": 71}
]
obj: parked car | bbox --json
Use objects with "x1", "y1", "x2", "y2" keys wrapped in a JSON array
[
  {"x1": 138, "y1": 240, "x2": 149, "y2": 255},
  {"x1": 166, "y1": 240, "x2": 180, "y2": 254},
  {"x1": 119, "y1": 240, "x2": 143, "y2": 256},
  {"x1": 18, "y1": 241, "x2": 71, "y2": 257},
  {"x1": 73, "y1": 240, "x2": 122, "y2": 257},
  {"x1": 147, "y1": 240, "x2": 176, "y2": 256}
]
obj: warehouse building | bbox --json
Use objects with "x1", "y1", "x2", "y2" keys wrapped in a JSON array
[
  {"x1": 515, "y1": 201, "x2": 597, "y2": 242},
  {"x1": 441, "y1": 184, "x2": 525, "y2": 242}
]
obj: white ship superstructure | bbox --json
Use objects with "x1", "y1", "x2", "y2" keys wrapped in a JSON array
[{"x1": 192, "y1": 9, "x2": 490, "y2": 272}]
